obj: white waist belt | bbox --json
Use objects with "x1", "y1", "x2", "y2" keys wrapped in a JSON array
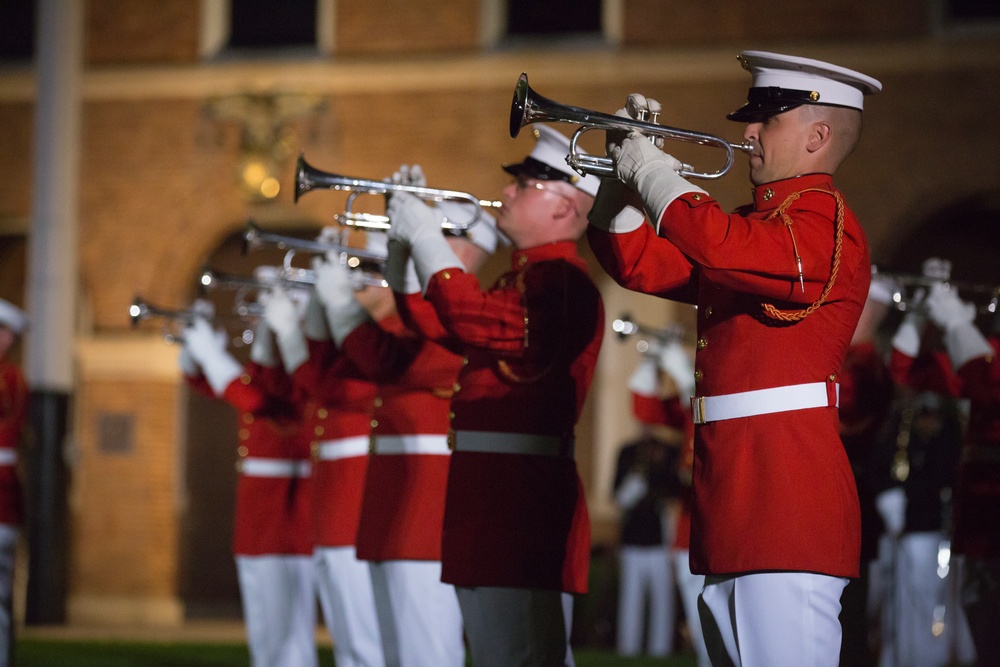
[
  {"x1": 241, "y1": 457, "x2": 311, "y2": 478},
  {"x1": 0, "y1": 450, "x2": 16, "y2": 466},
  {"x1": 691, "y1": 382, "x2": 839, "y2": 425},
  {"x1": 317, "y1": 436, "x2": 370, "y2": 461},
  {"x1": 454, "y1": 430, "x2": 573, "y2": 457},
  {"x1": 375, "y1": 434, "x2": 450, "y2": 455}
]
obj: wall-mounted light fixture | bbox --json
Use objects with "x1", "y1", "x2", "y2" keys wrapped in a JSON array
[{"x1": 202, "y1": 91, "x2": 325, "y2": 203}]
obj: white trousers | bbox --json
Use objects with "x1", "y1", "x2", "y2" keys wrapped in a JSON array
[
  {"x1": 235, "y1": 554, "x2": 318, "y2": 667},
  {"x1": 617, "y1": 544, "x2": 675, "y2": 656},
  {"x1": 368, "y1": 560, "x2": 464, "y2": 667},
  {"x1": 314, "y1": 546, "x2": 384, "y2": 667},
  {"x1": 672, "y1": 549, "x2": 711, "y2": 667},
  {"x1": 456, "y1": 586, "x2": 576, "y2": 667},
  {"x1": 0, "y1": 525, "x2": 16, "y2": 667},
  {"x1": 878, "y1": 532, "x2": 977, "y2": 667},
  {"x1": 700, "y1": 571, "x2": 848, "y2": 667}
]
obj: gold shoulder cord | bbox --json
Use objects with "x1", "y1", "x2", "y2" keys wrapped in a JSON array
[{"x1": 761, "y1": 188, "x2": 845, "y2": 322}]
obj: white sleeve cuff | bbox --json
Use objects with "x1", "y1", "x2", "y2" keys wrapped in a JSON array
[
  {"x1": 891, "y1": 320, "x2": 922, "y2": 358},
  {"x1": 327, "y1": 299, "x2": 371, "y2": 348},
  {"x1": 944, "y1": 322, "x2": 993, "y2": 370},
  {"x1": 200, "y1": 353, "x2": 244, "y2": 396},
  {"x1": 627, "y1": 359, "x2": 659, "y2": 396},
  {"x1": 410, "y1": 235, "x2": 464, "y2": 294},
  {"x1": 275, "y1": 329, "x2": 309, "y2": 374},
  {"x1": 588, "y1": 179, "x2": 646, "y2": 233},
  {"x1": 634, "y1": 163, "x2": 707, "y2": 233}
]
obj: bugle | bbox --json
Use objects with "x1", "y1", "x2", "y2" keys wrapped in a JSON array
[
  {"x1": 612, "y1": 313, "x2": 686, "y2": 355},
  {"x1": 242, "y1": 221, "x2": 389, "y2": 288},
  {"x1": 510, "y1": 72, "x2": 753, "y2": 180},
  {"x1": 129, "y1": 296, "x2": 206, "y2": 344},
  {"x1": 872, "y1": 266, "x2": 999, "y2": 315},
  {"x1": 294, "y1": 154, "x2": 500, "y2": 230}
]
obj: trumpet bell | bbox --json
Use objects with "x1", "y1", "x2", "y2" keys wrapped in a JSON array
[{"x1": 510, "y1": 72, "x2": 752, "y2": 180}]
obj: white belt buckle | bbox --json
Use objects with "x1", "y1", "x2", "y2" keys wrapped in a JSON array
[{"x1": 691, "y1": 396, "x2": 706, "y2": 425}]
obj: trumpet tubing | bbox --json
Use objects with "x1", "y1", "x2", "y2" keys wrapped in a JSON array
[
  {"x1": 510, "y1": 72, "x2": 753, "y2": 180},
  {"x1": 129, "y1": 297, "x2": 197, "y2": 327},
  {"x1": 872, "y1": 267, "x2": 1000, "y2": 315},
  {"x1": 241, "y1": 221, "x2": 389, "y2": 288},
  {"x1": 294, "y1": 154, "x2": 496, "y2": 230},
  {"x1": 612, "y1": 314, "x2": 686, "y2": 347}
]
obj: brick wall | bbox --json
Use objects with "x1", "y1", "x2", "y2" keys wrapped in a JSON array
[{"x1": 85, "y1": 0, "x2": 201, "y2": 65}]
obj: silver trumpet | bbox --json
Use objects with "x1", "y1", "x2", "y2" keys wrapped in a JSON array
[
  {"x1": 129, "y1": 296, "x2": 208, "y2": 344},
  {"x1": 612, "y1": 313, "x2": 686, "y2": 355},
  {"x1": 294, "y1": 154, "x2": 500, "y2": 230},
  {"x1": 510, "y1": 72, "x2": 753, "y2": 180},
  {"x1": 242, "y1": 220, "x2": 389, "y2": 288},
  {"x1": 872, "y1": 266, "x2": 999, "y2": 315}
]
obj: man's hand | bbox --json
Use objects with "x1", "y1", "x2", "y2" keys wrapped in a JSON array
[
  {"x1": 314, "y1": 258, "x2": 358, "y2": 311},
  {"x1": 262, "y1": 288, "x2": 300, "y2": 340},
  {"x1": 613, "y1": 132, "x2": 683, "y2": 189},
  {"x1": 925, "y1": 283, "x2": 976, "y2": 332},
  {"x1": 386, "y1": 192, "x2": 444, "y2": 248}
]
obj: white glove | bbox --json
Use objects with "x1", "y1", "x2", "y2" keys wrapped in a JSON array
[
  {"x1": 925, "y1": 283, "x2": 993, "y2": 369},
  {"x1": 659, "y1": 341, "x2": 695, "y2": 398},
  {"x1": 876, "y1": 487, "x2": 907, "y2": 538},
  {"x1": 627, "y1": 357, "x2": 659, "y2": 397},
  {"x1": 383, "y1": 239, "x2": 421, "y2": 295},
  {"x1": 248, "y1": 318, "x2": 277, "y2": 367},
  {"x1": 387, "y1": 192, "x2": 463, "y2": 293},
  {"x1": 606, "y1": 94, "x2": 664, "y2": 157},
  {"x1": 301, "y1": 289, "x2": 331, "y2": 341},
  {"x1": 391, "y1": 163, "x2": 427, "y2": 187},
  {"x1": 262, "y1": 288, "x2": 307, "y2": 373},
  {"x1": 178, "y1": 341, "x2": 200, "y2": 377},
  {"x1": 183, "y1": 317, "x2": 242, "y2": 396},
  {"x1": 925, "y1": 282, "x2": 975, "y2": 332},
  {"x1": 314, "y1": 259, "x2": 370, "y2": 346},
  {"x1": 891, "y1": 287, "x2": 926, "y2": 357},
  {"x1": 616, "y1": 471, "x2": 649, "y2": 511},
  {"x1": 613, "y1": 132, "x2": 707, "y2": 229},
  {"x1": 588, "y1": 178, "x2": 646, "y2": 234}
]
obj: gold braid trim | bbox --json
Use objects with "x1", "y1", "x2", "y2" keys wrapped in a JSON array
[{"x1": 761, "y1": 188, "x2": 845, "y2": 322}]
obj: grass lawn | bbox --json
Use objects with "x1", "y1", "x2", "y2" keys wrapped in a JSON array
[{"x1": 15, "y1": 638, "x2": 700, "y2": 666}]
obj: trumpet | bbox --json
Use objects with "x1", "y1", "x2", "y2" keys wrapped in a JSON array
[
  {"x1": 612, "y1": 313, "x2": 686, "y2": 355},
  {"x1": 129, "y1": 296, "x2": 209, "y2": 344},
  {"x1": 510, "y1": 72, "x2": 753, "y2": 180},
  {"x1": 872, "y1": 267, "x2": 999, "y2": 315},
  {"x1": 242, "y1": 221, "x2": 389, "y2": 288},
  {"x1": 130, "y1": 296, "x2": 255, "y2": 346},
  {"x1": 294, "y1": 154, "x2": 501, "y2": 230}
]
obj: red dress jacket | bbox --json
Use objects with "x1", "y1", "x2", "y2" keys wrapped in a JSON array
[
  {"x1": 0, "y1": 360, "x2": 26, "y2": 525},
  {"x1": 186, "y1": 362, "x2": 312, "y2": 556},
  {"x1": 589, "y1": 174, "x2": 870, "y2": 578},
  {"x1": 344, "y1": 313, "x2": 458, "y2": 561},
  {"x1": 291, "y1": 338, "x2": 376, "y2": 548},
  {"x1": 404, "y1": 242, "x2": 604, "y2": 593}
]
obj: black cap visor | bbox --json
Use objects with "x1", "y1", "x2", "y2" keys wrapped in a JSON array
[
  {"x1": 502, "y1": 156, "x2": 576, "y2": 184},
  {"x1": 726, "y1": 86, "x2": 818, "y2": 122}
]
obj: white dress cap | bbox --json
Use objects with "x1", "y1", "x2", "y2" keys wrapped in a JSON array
[
  {"x1": 728, "y1": 50, "x2": 882, "y2": 122},
  {"x1": 502, "y1": 125, "x2": 601, "y2": 197}
]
